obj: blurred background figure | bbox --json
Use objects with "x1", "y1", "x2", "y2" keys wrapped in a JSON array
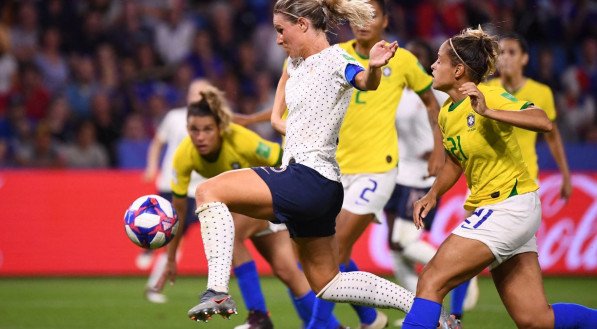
[
  {"x1": 116, "y1": 113, "x2": 150, "y2": 169},
  {"x1": 63, "y1": 119, "x2": 108, "y2": 168}
]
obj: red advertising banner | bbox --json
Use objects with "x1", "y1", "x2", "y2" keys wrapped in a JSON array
[{"x1": 0, "y1": 170, "x2": 595, "y2": 276}]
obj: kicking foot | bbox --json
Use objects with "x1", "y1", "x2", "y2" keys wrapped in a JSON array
[{"x1": 187, "y1": 289, "x2": 237, "y2": 322}]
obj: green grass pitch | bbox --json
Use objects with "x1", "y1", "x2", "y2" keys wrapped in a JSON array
[{"x1": 1, "y1": 276, "x2": 595, "y2": 329}]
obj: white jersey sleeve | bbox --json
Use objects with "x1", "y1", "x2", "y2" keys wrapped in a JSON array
[{"x1": 395, "y1": 88, "x2": 448, "y2": 188}]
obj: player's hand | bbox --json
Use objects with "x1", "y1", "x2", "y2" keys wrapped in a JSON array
[
  {"x1": 154, "y1": 260, "x2": 177, "y2": 291},
  {"x1": 413, "y1": 193, "x2": 437, "y2": 230},
  {"x1": 369, "y1": 40, "x2": 398, "y2": 69},
  {"x1": 143, "y1": 167, "x2": 157, "y2": 182},
  {"x1": 561, "y1": 176, "x2": 572, "y2": 201},
  {"x1": 459, "y1": 82, "x2": 488, "y2": 116},
  {"x1": 232, "y1": 113, "x2": 253, "y2": 126}
]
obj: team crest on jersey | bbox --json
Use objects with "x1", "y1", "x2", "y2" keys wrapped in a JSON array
[
  {"x1": 382, "y1": 67, "x2": 391, "y2": 76},
  {"x1": 467, "y1": 113, "x2": 475, "y2": 128},
  {"x1": 231, "y1": 162, "x2": 241, "y2": 170}
]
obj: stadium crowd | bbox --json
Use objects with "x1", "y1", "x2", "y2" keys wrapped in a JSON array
[{"x1": 0, "y1": 0, "x2": 595, "y2": 169}]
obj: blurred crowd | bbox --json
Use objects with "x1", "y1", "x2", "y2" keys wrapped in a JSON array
[{"x1": 0, "y1": 0, "x2": 595, "y2": 169}]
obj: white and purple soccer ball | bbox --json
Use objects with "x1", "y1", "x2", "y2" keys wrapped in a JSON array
[{"x1": 124, "y1": 195, "x2": 178, "y2": 249}]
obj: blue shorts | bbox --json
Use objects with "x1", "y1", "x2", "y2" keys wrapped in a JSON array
[
  {"x1": 383, "y1": 184, "x2": 437, "y2": 231},
  {"x1": 159, "y1": 192, "x2": 198, "y2": 235},
  {"x1": 252, "y1": 163, "x2": 343, "y2": 238}
]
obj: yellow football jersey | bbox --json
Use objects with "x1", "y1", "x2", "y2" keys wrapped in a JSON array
[
  {"x1": 171, "y1": 123, "x2": 282, "y2": 197},
  {"x1": 485, "y1": 78, "x2": 556, "y2": 179},
  {"x1": 439, "y1": 84, "x2": 538, "y2": 210},
  {"x1": 336, "y1": 40, "x2": 433, "y2": 174}
]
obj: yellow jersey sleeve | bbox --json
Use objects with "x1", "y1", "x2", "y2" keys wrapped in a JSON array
[
  {"x1": 336, "y1": 41, "x2": 432, "y2": 174},
  {"x1": 439, "y1": 84, "x2": 538, "y2": 210},
  {"x1": 484, "y1": 78, "x2": 555, "y2": 179},
  {"x1": 170, "y1": 125, "x2": 281, "y2": 197},
  {"x1": 228, "y1": 124, "x2": 282, "y2": 167},
  {"x1": 171, "y1": 137, "x2": 197, "y2": 197}
]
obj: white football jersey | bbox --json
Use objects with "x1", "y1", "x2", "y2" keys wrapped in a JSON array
[
  {"x1": 283, "y1": 45, "x2": 362, "y2": 181},
  {"x1": 156, "y1": 108, "x2": 204, "y2": 196},
  {"x1": 395, "y1": 88, "x2": 448, "y2": 188}
]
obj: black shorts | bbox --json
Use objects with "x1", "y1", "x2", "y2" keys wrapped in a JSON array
[
  {"x1": 384, "y1": 184, "x2": 438, "y2": 231},
  {"x1": 252, "y1": 163, "x2": 343, "y2": 238}
]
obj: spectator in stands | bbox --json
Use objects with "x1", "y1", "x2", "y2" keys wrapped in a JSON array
[
  {"x1": 90, "y1": 91, "x2": 120, "y2": 167},
  {"x1": 9, "y1": 1, "x2": 39, "y2": 62},
  {"x1": 34, "y1": 27, "x2": 69, "y2": 96},
  {"x1": 10, "y1": 63, "x2": 51, "y2": 122},
  {"x1": 109, "y1": 1, "x2": 154, "y2": 58},
  {"x1": 45, "y1": 96, "x2": 74, "y2": 143},
  {"x1": 0, "y1": 24, "x2": 17, "y2": 113},
  {"x1": 14, "y1": 120, "x2": 65, "y2": 168},
  {"x1": 63, "y1": 119, "x2": 108, "y2": 168},
  {"x1": 65, "y1": 56, "x2": 100, "y2": 119},
  {"x1": 154, "y1": 2, "x2": 196, "y2": 65},
  {"x1": 116, "y1": 113, "x2": 150, "y2": 169},
  {"x1": 185, "y1": 29, "x2": 225, "y2": 81}
]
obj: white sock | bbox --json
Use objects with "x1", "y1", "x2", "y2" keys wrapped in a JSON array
[
  {"x1": 196, "y1": 202, "x2": 234, "y2": 293},
  {"x1": 391, "y1": 251, "x2": 418, "y2": 293},
  {"x1": 147, "y1": 249, "x2": 183, "y2": 289},
  {"x1": 402, "y1": 240, "x2": 437, "y2": 265},
  {"x1": 147, "y1": 252, "x2": 168, "y2": 288},
  {"x1": 317, "y1": 272, "x2": 414, "y2": 313}
]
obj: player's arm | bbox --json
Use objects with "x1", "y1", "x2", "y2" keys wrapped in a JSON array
[
  {"x1": 544, "y1": 124, "x2": 572, "y2": 200},
  {"x1": 418, "y1": 88, "x2": 445, "y2": 177},
  {"x1": 233, "y1": 109, "x2": 273, "y2": 126},
  {"x1": 154, "y1": 193, "x2": 186, "y2": 291},
  {"x1": 459, "y1": 82, "x2": 553, "y2": 132},
  {"x1": 354, "y1": 40, "x2": 398, "y2": 91},
  {"x1": 271, "y1": 69, "x2": 289, "y2": 135},
  {"x1": 143, "y1": 135, "x2": 165, "y2": 182},
  {"x1": 413, "y1": 152, "x2": 463, "y2": 229}
]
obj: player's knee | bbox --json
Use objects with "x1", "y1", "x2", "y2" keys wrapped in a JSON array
[
  {"x1": 416, "y1": 268, "x2": 450, "y2": 299},
  {"x1": 195, "y1": 181, "x2": 221, "y2": 204}
]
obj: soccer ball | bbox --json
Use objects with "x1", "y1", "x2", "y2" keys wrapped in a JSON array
[{"x1": 124, "y1": 195, "x2": 178, "y2": 249}]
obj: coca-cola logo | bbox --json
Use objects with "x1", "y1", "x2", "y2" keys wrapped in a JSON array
[
  {"x1": 368, "y1": 174, "x2": 597, "y2": 274},
  {"x1": 536, "y1": 174, "x2": 597, "y2": 273}
]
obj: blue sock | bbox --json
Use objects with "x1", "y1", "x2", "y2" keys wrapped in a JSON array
[
  {"x1": 553, "y1": 303, "x2": 597, "y2": 328},
  {"x1": 233, "y1": 261, "x2": 267, "y2": 313},
  {"x1": 340, "y1": 259, "x2": 377, "y2": 325},
  {"x1": 307, "y1": 296, "x2": 339, "y2": 329},
  {"x1": 290, "y1": 289, "x2": 314, "y2": 325},
  {"x1": 450, "y1": 280, "x2": 470, "y2": 318},
  {"x1": 403, "y1": 298, "x2": 442, "y2": 329}
]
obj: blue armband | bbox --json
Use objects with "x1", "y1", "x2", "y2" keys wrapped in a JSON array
[{"x1": 345, "y1": 63, "x2": 365, "y2": 90}]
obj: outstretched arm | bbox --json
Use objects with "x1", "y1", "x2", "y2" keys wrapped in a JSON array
[
  {"x1": 418, "y1": 89, "x2": 445, "y2": 177},
  {"x1": 271, "y1": 69, "x2": 289, "y2": 135},
  {"x1": 413, "y1": 153, "x2": 462, "y2": 229},
  {"x1": 460, "y1": 82, "x2": 553, "y2": 133},
  {"x1": 354, "y1": 40, "x2": 398, "y2": 91},
  {"x1": 544, "y1": 123, "x2": 572, "y2": 200},
  {"x1": 154, "y1": 195, "x2": 187, "y2": 291},
  {"x1": 143, "y1": 136, "x2": 165, "y2": 182},
  {"x1": 233, "y1": 109, "x2": 273, "y2": 126}
]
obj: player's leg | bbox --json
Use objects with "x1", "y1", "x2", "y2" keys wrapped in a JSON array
[
  {"x1": 333, "y1": 171, "x2": 397, "y2": 328},
  {"x1": 252, "y1": 226, "x2": 342, "y2": 329},
  {"x1": 231, "y1": 214, "x2": 272, "y2": 329},
  {"x1": 189, "y1": 168, "x2": 275, "y2": 322},
  {"x1": 402, "y1": 234, "x2": 493, "y2": 329},
  {"x1": 493, "y1": 252, "x2": 597, "y2": 328}
]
